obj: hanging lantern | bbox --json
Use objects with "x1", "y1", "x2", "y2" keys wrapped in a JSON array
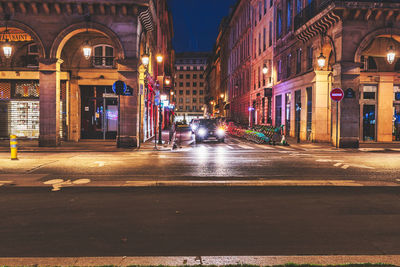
[
  {"x1": 3, "y1": 41, "x2": 12, "y2": 58},
  {"x1": 82, "y1": 41, "x2": 91, "y2": 60},
  {"x1": 387, "y1": 45, "x2": 396, "y2": 64},
  {"x1": 317, "y1": 52, "x2": 326, "y2": 69},
  {"x1": 141, "y1": 53, "x2": 150, "y2": 66},
  {"x1": 262, "y1": 64, "x2": 268, "y2": 74}
]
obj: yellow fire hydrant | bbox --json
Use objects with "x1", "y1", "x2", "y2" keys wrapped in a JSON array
[{"x1": 10, "y1": 135, "x2": 18, "y2": 160}]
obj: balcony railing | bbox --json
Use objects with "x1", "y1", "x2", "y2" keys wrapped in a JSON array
[{"x1": 294, "y1": 0, "x2": 400, "y2": 30}]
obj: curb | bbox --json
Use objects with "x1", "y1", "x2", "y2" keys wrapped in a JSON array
[{"x1": 0, "y1": 255, "x2": 399, "y2": 266}]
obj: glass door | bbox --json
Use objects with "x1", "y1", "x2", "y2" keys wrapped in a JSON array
[{"x1": 363, "y1": 104, "x2": 376, "y2": 141}]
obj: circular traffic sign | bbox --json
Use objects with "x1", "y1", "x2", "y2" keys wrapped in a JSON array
[
  {"x1": 330, "y1": 88, "x2": 344, "y2": 102},
  {"x1": 113, "y1": 80, "x2": 127, "y2": 95}
]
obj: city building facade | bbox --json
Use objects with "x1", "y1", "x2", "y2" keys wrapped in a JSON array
[
  {"x1": 228, "y1": 0, "x2": 253, "y2": 125},
  {"x1": 250, "y1": 0, "x2": 274, "y2": 126},
  {"x1": 273, "y1": 0, "x2": 400, "y2": 147},
  {"x1": 174, "y1": 52, "x2": 208, "y2": 123},
  {"x1": 0, "y1": 0, "x2": 173, "y2": 147}
]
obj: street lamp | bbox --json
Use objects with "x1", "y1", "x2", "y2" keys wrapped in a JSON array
[
  {"x1": 262, "y1": 64, "x2": 268, "y2": 74},
  {"x1": 317, "y1": 52, "x2": 326, "y2": 69},
  {"x1": 141, "y1": 53, "x2": 150, "y2": 66},
  {"x1": 220, "y1": 93, "x2": 224, "y2": 99},
  {"x1": 82, "y1": 40, "x2": 91, "y2": 60},
  {"x1": 156, "y1": 54, "x2": 163, "y2": 63},
  {"x1": 387, "y1": 45, "x2": 396, "y2": 64},
  {"x1": 1, "y1": 16, "x2": 11, "y2": 58},
  {"x1": 165, "y1": 78, "x2": 171, "y2": 86}
]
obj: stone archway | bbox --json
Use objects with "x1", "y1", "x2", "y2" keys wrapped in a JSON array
[
  {"x1": 50, "y1": 21, "x2": 125, "y2": 60},
  {"x1": 354, "y1": 27, "x2": 400, "y2": 63},
  {"x1": 3, "y1": 20, "x2": 46, "y2": 58}
]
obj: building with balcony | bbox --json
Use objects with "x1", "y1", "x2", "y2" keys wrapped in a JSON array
[
  {"x1": 273, "y1": 0, "x2": 400, "y2": 147},
  {"x1": 0, "y1": 0, "x2": 173, "y2": 147},
  {"x1": 174, "y1": 52, "x2": 208, "y2": 123}
]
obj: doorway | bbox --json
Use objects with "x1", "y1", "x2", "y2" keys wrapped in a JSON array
[
  {"x1": 80, "y1": 86, "x2": 118, "y2": 139},
  {"x1": 295, "y1": 90, "x2": 301, "y2": 141},
  {"x1": 362, "y1": 104, "x2": 375, "y2": 141}
]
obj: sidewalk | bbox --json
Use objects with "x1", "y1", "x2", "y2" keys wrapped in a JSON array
[{"x1": 0, "y1": 129, "x2": 173, "y2": 153}]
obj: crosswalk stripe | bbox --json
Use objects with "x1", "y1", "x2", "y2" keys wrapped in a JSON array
[
  {"x1": 238, "y1": 144, "x2": 254, "y2": 150},
  {"x1": 254, "y1": 144, "x2": 274, "y2": 150},
  {"x1": 225, "y1": 145, "x2": 234, "y2": 149}
]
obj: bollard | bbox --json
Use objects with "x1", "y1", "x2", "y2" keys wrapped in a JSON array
[{"x1": 10, "y1": 135, "x2": 18, "y2": 160}]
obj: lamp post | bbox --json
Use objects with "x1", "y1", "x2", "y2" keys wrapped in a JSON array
[{"x1": 158, "y1": 94, "x2": 167, "y2": 144}]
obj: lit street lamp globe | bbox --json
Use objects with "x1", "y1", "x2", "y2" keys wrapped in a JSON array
[
  {"x1": 141, "y1": 54, "x2": 150, "y2": 66},
  {"x1": 387, "y1": 46, "x2": 396, "y2": 64},
  {"x1": 82, "y1": 42, "x2": 92, "y2": 60},
  {"x1": 156, "y1": 54, "x2": 163, "y2": 63},
  {"x1": 317, "y1": 52, "x2": 326, "y2": 69},
  {"x1": 262, "y1": 64, "x2": 268, "y2": 74},
  {"x1": 3, "y1": 42, "x2": 12, "y2": 58}
]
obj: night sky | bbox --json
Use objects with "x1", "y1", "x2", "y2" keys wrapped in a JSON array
[{"x1": 168, "y1": 0, "x2": 237, "y2": 53}]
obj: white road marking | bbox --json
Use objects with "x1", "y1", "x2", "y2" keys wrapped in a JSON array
[
  {"x1": 316, "y1": 159, "x2": 331, "y2": 162},
  {"x1": 334, "y1": 162, "x2": 342, "y2": 167},
  {"x1": 72, "y1": 179, "x2": 91, "y2": 185},
  {"x1": 43, "y1": 179, "x2": 64, "y2": 185},
  {"x1": 238, "y1": 145, "x2": 254, "y2": 150},
  {"x1": 94, "y1": 161, "x2": 105, "y2": 167},
  {"x1": 225, "y1": 145, "x2": 234, "y2": 150},
  {"x1": 359, "y1": 148, "x2": 385, "y2": 152},
  {"x1": 159, "y1": 155, "x2": 167, "y2": 158},
  {"x1": 255, "y1": 144, "x2": 274, "y2": 150},
  {"x1": 341, "y1": 165, "x2": 350, "y2": 169}
]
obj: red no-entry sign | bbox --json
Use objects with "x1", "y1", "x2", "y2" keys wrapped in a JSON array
[{"x1": 330, "y1": 88, "x2": 344, "y2": 102}]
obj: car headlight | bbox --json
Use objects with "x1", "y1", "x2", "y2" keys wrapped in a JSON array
[
  {"x1": 217, "y1": 128, "x2": 225, "y2": 136},
  {"x1": 198, "y1": 128, "x2": 207, "y2": 136},
  {"x1": 191, "y1": 124, "x2": 198, "y2": 131}
]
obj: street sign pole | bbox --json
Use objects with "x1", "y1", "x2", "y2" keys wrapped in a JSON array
[
  {"x1": 117, "y1": 94, "x2": 121, "y2": 148},
  {"x1": 330, "y1": 88, "x2": 344, "y2": 149},
  {"x1": 336, "y1": 101, "x2": 339, "y2": 149}
]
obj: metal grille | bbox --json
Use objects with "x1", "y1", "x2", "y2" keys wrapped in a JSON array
[{"x1": 0, "y1": 81, "x2": 11, "y2": 100}]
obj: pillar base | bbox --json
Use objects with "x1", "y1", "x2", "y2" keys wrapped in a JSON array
[
  {"x1": 117, "y1": 135, "x2": 137, "y2": 148},
  {"x1": 39, "y1": 136, "x2": 60, "y2": 147},
  {"x1": 339, "y1": 137, "x2": 359, "y2": 148}
]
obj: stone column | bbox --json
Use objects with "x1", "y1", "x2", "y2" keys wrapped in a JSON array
[
  {"x1": 68, "y1": 74, "x2": 80, "y2": 142},
  {"x1": 118, "y1": 58, "x2": 139, "y2": 148},
  {"x1": 314, "y1": 71, "x2": 332, "y2": 142},
  {"x1": 338, "y1": 62, "x2": 360, "y2": 148},
  {"x1": 39, "y1": 58, "x2": 63, "y2": 147},
  {"x1": 377, "y1": 75, "x2": 394, "y2": 142}
]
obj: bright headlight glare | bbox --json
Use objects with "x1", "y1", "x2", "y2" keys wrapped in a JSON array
[
  {"x1": 217, "y1": 128, "x2": 225, "y2": 136},
  {"x1": 198, "y1": 128, "x2": 207, "y2": 136},
  {"x1": 191, "y1": 125, "x2": 198, "y2": 131}
]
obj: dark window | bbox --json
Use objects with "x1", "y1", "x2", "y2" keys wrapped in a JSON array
[
  {"x1": 193, "y1": 74, "x2": 197, "y2": 79},
  {"x1": 200, "y1": 74, "x2": 204, "y2": 79},
  {"x1": 307, "y1": 46, "x2": 313, "y2": 70},
  {"x1": 277, "y1": 60, "x2": 282, "y2": 81},
  {"x1": 264, "y1": 0, "x2": 267, "y2": 14},
  {"x1": 200, "y1": 66, "x2": 204, "y2": 70},
  {"x1": 395, "y1": 58, "x2": 400, "y2": 71},
  {"x1": 263, "y1": 27, "x2": 266, "y2": 51},
  {"x1": 259, "y1": 1, "x2": 262, "y2": 20},
  {"x1": 269, "y1": 21, "x2": 272, "y2": 47},
  {"x1": 277, "y1": 9, "x2": 282, "y2": 38},
  {"x1": 179, "y1": 106, "x2": 183, "y2": 110},
  {"x1": 186, "y1": 82, "x2": 190, "y2": 87},
  {"x1": 179, "y1": 98, "x2": 183, "y2": 103},
  {"x1": 193, "y1": 106, "x2": 197, "y2": 111},
  {"x1": 270, "y1": 0, "x2": 273, "y2": 7},
  {"x1": 297, "y1": 0, "x2": 303, "y2": 14},
  {"x1": 179, "y1": 74, "x2": 183, "y2": 79},
  {"x1": 180, "y1": 66, "x2": 184, "y2": 70},
  {"x1": 193, "y1": 82, "x2": 197, "y2": 87},
  {"x1": 186, "y1": 90, "x2": 190, "y2": 95},
  {"x1": 186, "y1": 74, "x2": 190, "y2": 79},
  {"x1": 179, "y1": 90, "x2": 183, "y2": 95},
  {"x1": 193, "y1": 90, "x2": 197, "y2": 95},
  {"x1": 200, "y1": 82, "x2": 204, "y2": 87},
  {"x1": 179, "y1": 82, "x2": 183, "y2": 87},
  {"x1": 193, "y1": 98, "x2": 197, "y2": 103},
  {"x1": 296, "y1": 49, "x2": 302, "y2": 74},
  {"x1": 286, "y1": 54, "x2": 292, "y2": 78},
  {"x1": 287, "y1": 0, "x2": 292, "y2": 31},
  {"x1": 367, "y1": 56, "x2": 377, "y2": 70},
  {"x1": 200, "y1": 90, "x2": 204, "y2": 95},
  {"x1": 27, "y1": 43, "x2": 39, "y2": 67},
  {"x1": 275, "y1": 95, "x2": 282, "y2": 126}
]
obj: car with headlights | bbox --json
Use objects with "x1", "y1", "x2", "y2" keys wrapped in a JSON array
[
  {"x1": 194, "y1": 119, "x2": 225, "y2": 143},
  {"x1": 190, "y1": 119, "x2": 200, "y2": 133}
]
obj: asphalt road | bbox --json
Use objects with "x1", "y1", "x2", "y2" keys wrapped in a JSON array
[
  {"x1": 1, "y1": 186, "x2": 400, "y2": 257},
  {"x1": 0, "y1": 136, "x2": 400, "y2": 185}
]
